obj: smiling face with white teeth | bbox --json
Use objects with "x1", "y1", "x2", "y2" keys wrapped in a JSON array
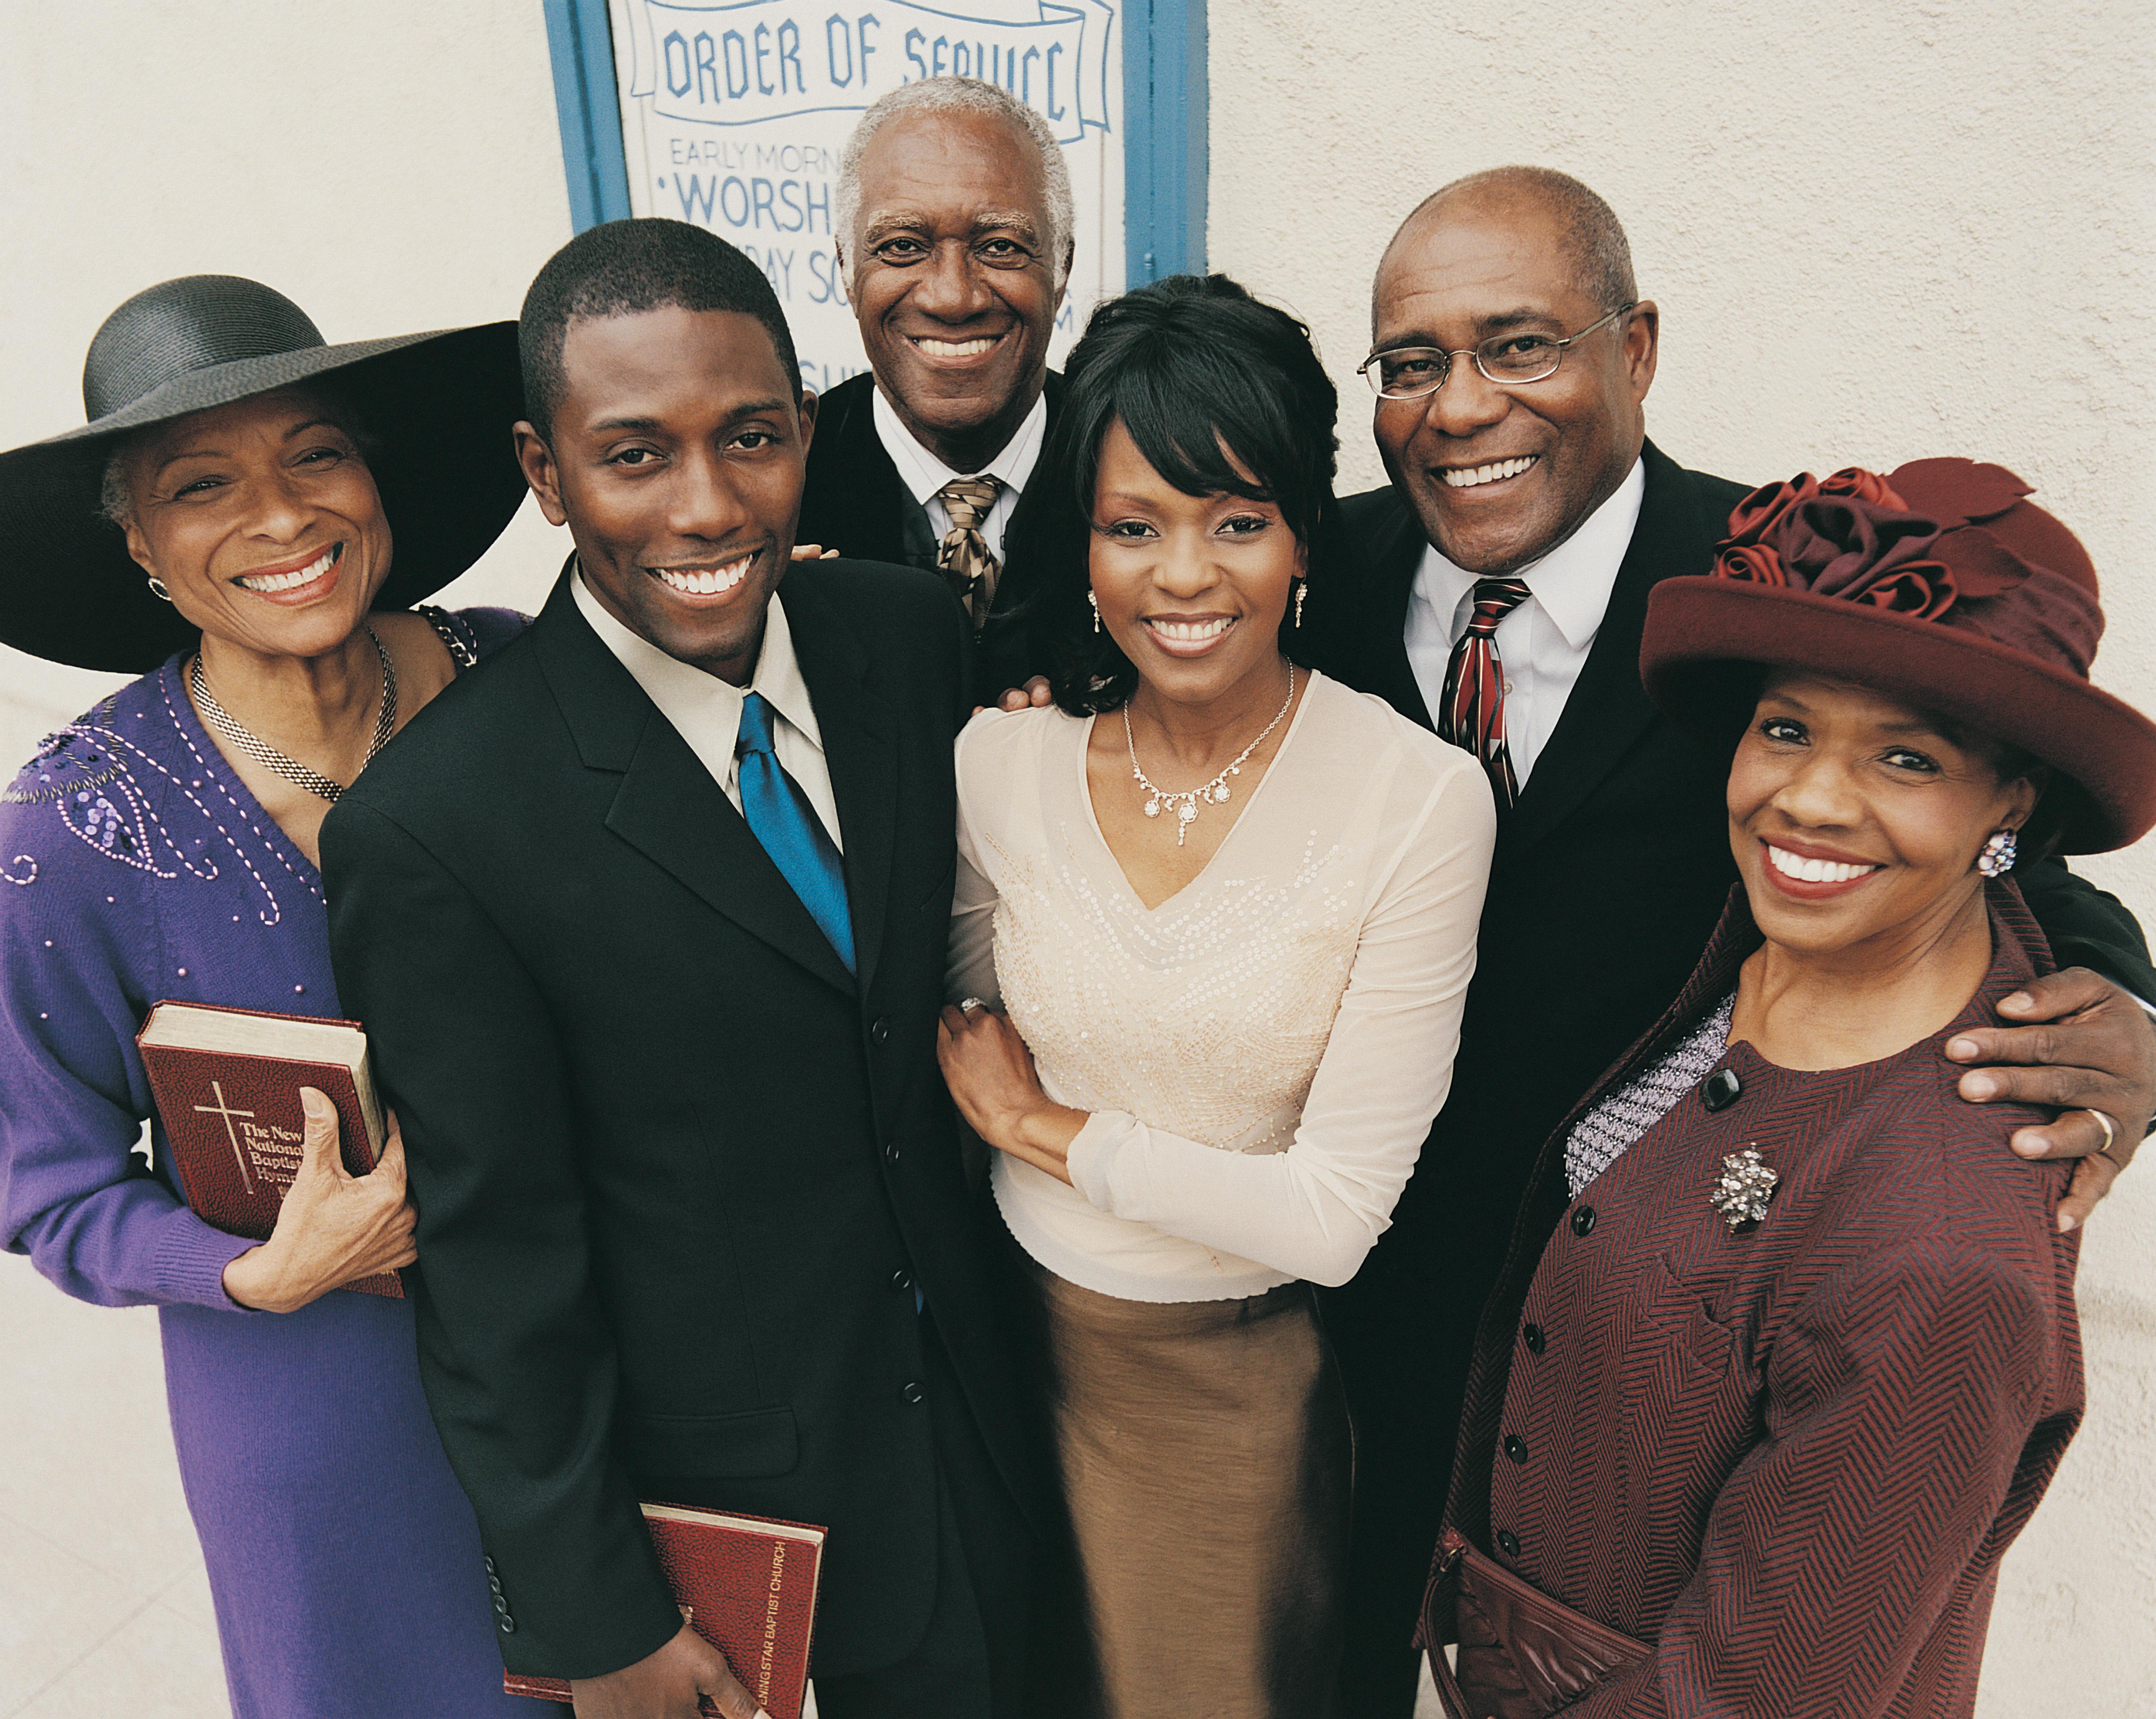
[
  {"x1": 516, "y1": 304, "x2": 814, "y2": 683},
  {"x1": 1370, "y1": 184, "x2": 1657, "y2": 575},
  {"x1": 846, "y1": 109, "x2": 1067, "y2": 472},
  {"x1": 1728, "y1": 671, "x2": 2041, "y2": 965},
  {"x1": 118, "y1": 387, "x2": 392, "y2": 661},
  {"x1": 1088, "y1": 418, "x2": 1304, "y2": 711}
]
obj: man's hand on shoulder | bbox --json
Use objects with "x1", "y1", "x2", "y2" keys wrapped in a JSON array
[
  {"x1": 571, "y1": 1621, "x2": 767, "y2": 1719},
  {"x1": 978, "y1": 674, "x2": 1053, "y2": 716},
  {"x1": 1947, "y1": 967, "x2": 2156, "y2": 1231}
]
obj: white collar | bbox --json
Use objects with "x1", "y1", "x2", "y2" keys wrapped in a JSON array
[
  {"x1": 571, "y1": 566, "x2": 824, "y2": 754},
  {"x1": 1413, "y1": 454, "x2": 1647, "y2": 648},
  {"x1": 871, "y1": 385, "x2": 1049, "y2": 509}
]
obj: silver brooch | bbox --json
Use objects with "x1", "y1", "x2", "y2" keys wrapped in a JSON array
[{"x1": 1710, "y1": 1146, "x2": 1778, "y2": 1228}]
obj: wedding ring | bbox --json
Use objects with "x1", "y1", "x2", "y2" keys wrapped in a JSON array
[
  {"x1": 958, "y1": 997, "x2": 988, "y2": 1014},
  {"x1": 2087, "y1": 1108, "x2": 2122, "y2": 1165}
]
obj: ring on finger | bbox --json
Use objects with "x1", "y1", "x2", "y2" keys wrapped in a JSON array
[
  {"x1": 958, "y1": 996, "x2": 989, "y2": 1014},
  {"x1": 2086, "y1": 1107, "x2": 2124, "y2": 1165}
]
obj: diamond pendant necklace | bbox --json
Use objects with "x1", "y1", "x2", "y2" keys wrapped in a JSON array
[
  {"x1": 189, "y1": 625, "x2": 398, "y2": 804},
  {"x1": 1124, "y1": 665, "x2": 1297, "y2": 847}
]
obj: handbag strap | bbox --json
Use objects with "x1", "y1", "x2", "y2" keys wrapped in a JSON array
[{"x1": 1423, "y1": 1530, "x2": 1477, "y2": 1719}]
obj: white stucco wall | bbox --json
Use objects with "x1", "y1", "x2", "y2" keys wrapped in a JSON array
[
  {"x1": 1208, "y1": 4, "x2": 2156, "y2": 1712},
  {"x1": 0, "y1": 3, "x2": 2149, "y2": 1713}
]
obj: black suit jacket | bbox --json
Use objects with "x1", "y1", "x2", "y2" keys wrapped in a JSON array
[
  {"x1": 321, "y1": 562, "x2": 1034, "y2": 1682},
  {"x1": 798, "y1": 370, "x2": 1066, "y2": 700},
  {"x1": 1304, "y1": 442, "x2": 2156, "y2": 1672}
]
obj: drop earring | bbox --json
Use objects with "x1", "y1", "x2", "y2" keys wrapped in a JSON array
[
  {"x1": 1089, "y1": 591, "x2": 1100, "y2": 634},
  {"x1": 1976, "y1": 828, "x2": 2018, "y2": 877},
  {"x1": 1293, "y1": 579, "x2": 1307, "y2": 630},
  {"x1": 146, "y1": 576, "x2": 172, "y2": 603}
]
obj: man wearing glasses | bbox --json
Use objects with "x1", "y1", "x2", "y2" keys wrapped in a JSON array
[{"x1": 1306, "y1": 165, "x2": 2156, "y2": 1716}]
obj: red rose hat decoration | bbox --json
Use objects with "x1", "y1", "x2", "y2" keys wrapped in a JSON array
[{"x1": 1640, "y1": 458, "x2": 2156, "y2": 853}]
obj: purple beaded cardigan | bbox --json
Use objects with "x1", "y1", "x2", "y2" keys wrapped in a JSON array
[{"x1": 0, "y1": 607, "x2": 544, "y2": 1717}]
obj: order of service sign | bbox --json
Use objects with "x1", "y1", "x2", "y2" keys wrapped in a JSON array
[{"x1": 605, "y1": 0, "x2": 1124, "y2": 396}]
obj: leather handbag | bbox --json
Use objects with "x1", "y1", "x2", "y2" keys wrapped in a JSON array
[{"x1": 1421, "y1": 1529, "x2": 1649, "y2": 1718}]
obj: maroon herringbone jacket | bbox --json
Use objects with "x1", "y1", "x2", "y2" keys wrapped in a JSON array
[{"x1": 1436, "y1": 880, "x2": 2084, "y2": 1717}]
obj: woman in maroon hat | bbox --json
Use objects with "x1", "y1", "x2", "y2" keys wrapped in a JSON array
[{"x1": 1419, "y1": 459, "x2": 2156, "y2": 1719}]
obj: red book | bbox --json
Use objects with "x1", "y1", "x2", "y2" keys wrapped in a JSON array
[
  {"x1": 135, "y1": 1000, "x2": 402, "y2": 1298},
  {"x1": 503, "y1": 1504, "x2": 826, "y2": 1716}
]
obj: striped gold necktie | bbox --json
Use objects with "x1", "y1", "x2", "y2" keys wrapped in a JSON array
[{"x1": 935, "y1": 476, "x2": 1003, "y2": 629}]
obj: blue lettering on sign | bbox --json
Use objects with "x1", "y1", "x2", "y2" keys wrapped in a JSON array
[{"x1": 627, "y1": 0, "x2": 1108, "y2": 141}]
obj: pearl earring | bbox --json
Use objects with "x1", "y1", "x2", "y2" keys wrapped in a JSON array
[
  {"x1": 1293, "y1": 579, "x2": 1307, "y2": 630},
  {"x1": 1976, "y1": 828, "x2": 2018, "y2": 877},
  {"x1": 1089, "y1": 591, "x2": 1100, "y2": 634}
]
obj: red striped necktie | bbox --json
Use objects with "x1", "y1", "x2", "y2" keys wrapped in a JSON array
[{"x1": 1437, "y1": 577, "x2": 1534, "y2": 805}]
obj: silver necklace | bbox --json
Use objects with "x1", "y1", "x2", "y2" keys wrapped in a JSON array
[
  {"x1": 189, "y1": 626, "x2": 398, "y2": 804},
  {"x1": 1124, "y1": 666, "x2": 1297, "y2": 847}
]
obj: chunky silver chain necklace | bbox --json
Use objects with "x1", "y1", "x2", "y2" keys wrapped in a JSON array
[
  {"x1": 1124, "y1": 666, "x2": 1296, "y2": 847},
  {"x1": 189, "y1": 626, "x2": 397, "y2": 804}
]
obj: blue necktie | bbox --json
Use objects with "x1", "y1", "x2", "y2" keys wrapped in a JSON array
[{"x1": 734, "y1": 692, "x2": 855, "y2": 974}]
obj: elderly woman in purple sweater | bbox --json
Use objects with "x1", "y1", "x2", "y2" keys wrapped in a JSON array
[{"x1": 0, "y1": 276, "x2": 542, "y2": 1715}]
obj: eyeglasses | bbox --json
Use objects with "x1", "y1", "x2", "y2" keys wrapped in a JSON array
[{"x1": 1357, "y1": 303, "x2": 1638, "y2": 399}]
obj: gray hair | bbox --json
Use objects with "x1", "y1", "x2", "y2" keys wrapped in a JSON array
[
  {"x1": 1386, "y1": 166, "x2": 1639, "y2": 320},
  {"x1": 98, "y1": 441, "x2": 139, "y2": 528},
  {"x1": 834, "y1": 77, "x2": 1075, "y2": 293}
]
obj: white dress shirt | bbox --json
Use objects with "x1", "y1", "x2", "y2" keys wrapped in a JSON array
[
  {"x1": 571, "y1": 570, "x2": 843, "y2": 851},
  {"x1": 871, "y1": 385, "x2": 1048, "y2": 564},
  {"x1": 1403, "y1": 456, "x2": 1646, "y2": 787}
]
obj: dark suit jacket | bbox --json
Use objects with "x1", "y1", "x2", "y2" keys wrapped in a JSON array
[
  {"x1": 798, "y1": 370, "x2": 1067, "y2": 701},
  {"x1": 321, "y1": 562, "x2": 1034, "y2": 1682},
  {"x1": 1437, "y1": 883, "x2": 2081, "y2": 1717},
  {"x1": 1302, "y1": 441, "x2": 2155, "y2": 1675}
]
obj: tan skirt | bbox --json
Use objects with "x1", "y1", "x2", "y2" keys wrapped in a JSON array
[{"x1": 1017, "y1": 1251, "x2": 1352, "y2": 1719}]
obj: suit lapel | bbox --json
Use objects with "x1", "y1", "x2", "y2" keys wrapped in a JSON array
[
  {"x1": 1359, "y1": 493, "x2": 1437, "y2": 730},
  {"x1": 532, "y1": 567, "x2": 857, "y2": 996},
  {"x1": 1503, "y1": 443, "x2": 1711, "y2": 854},
  {"x1": 781, "y1": 574, "x2": 897, "y2": 997}
]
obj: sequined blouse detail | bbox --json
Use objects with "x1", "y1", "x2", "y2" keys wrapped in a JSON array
[{"x1": 1563, "y1": 991, "x2": 1738, "y2": 1197}]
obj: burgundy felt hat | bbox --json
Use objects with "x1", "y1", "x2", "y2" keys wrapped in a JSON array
[{"x1": 1640, "y1": 458, "x2": 2156, "y2": 853}]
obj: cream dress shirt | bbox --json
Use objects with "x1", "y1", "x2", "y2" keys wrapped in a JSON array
[
  {"x1": 870, "y1": 386, "x2": 1048, "y2": 564},
  {"x1": 1403, "y1": 455, "x2": 1646, "y2": 786},
  {"x1": 949, "y1": 672, "x2": 1496, "y2": 1303},
  {"x1": 571, "y1": 569, "x2": 842, "y2": 850}
]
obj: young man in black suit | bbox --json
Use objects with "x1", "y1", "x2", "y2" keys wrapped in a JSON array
[
  {"x1": 797, "y1": 77, "x2": 1072, "y2": 699},
  {"x1": 323, "y1": 220, "x2": 1033, "y2": 1719},
  {"x1": 1300, "y1": 166, "x2": 2156, "y2": 1716}
]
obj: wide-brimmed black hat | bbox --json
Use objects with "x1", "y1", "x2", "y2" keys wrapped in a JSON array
[{"x1": 0, "y1": 274, "x2": 529, "y2": 672}]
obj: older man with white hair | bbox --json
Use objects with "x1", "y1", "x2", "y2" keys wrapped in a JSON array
[{"x1": 798, "y1": 76, "x2": 1074, "y2": 696}]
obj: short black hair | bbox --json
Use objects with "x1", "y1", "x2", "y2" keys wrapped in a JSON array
[
  {"x1": 1027, "y1": 274, "x2": 1343, "y2": 715},
  {"x1": 518, "y1": 218, "x2": 800, "y2": 439}
]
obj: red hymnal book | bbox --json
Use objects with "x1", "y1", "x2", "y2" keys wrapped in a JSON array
[
  {"x1": 135, "y1": 1000, "x2": 402, "y2": 1298},
  {"x1": 503, "y1": 1504, "x2": 826, "y2": 1717}
]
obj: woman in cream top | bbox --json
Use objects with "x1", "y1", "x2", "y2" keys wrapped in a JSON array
[
  {"x1": 949, "y1": 670, "x2": 1491, "y2": 1301},
  {"x1": 938, "y1": 275, "x2": 1494, "y2": 1719}
]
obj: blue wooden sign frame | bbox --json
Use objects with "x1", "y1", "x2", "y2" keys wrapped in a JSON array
[{"x1": 541, "y1": 0, "x2": 1206, "y2": 283}]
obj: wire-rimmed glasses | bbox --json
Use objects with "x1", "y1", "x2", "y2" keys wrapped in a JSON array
[{"x1": 1358, "y1": 302, "x2": 1638, "y2": 399}]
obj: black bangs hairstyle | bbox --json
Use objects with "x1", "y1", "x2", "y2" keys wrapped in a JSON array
[{"x1": 1027, "y1": 274, "x2": 1345, "y2": 714}]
